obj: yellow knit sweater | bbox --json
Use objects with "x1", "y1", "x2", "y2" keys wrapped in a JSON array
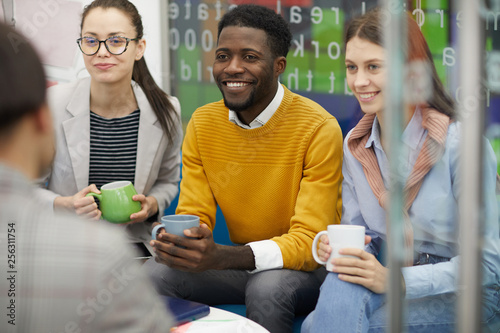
[{"x1": 177, "y1": 86, "x2": 343, "y2": 271}]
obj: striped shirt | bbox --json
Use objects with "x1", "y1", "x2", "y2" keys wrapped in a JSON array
[{"x1": 89, "y1": 110, "x2": 140, "y2": 189}]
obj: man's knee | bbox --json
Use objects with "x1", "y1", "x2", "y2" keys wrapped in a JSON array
[
  {"x1": 246, "y1": 270, "x2": 319, "y2": 314},
  {"x1": 247, "y1": 270, "x2": 301, "y2": 299},
  {"x1": 143, "y1": 259, "x2": 189, "y2": 297},
  {"x1": 245, "y1": 270, "x2": 320, "y2": 332}
]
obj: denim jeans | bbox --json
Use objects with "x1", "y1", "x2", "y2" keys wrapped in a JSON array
[{"x1": 302, "y1": 272, "x2": 500, "y2": 333}]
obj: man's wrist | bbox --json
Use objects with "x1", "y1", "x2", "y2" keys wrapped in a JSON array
[
  {"x1": 246, "y1": 240, "x2": 283, "y2": 273},
  {"x1": 216, "y1": 244, "x2": 256, "y2": 271}
]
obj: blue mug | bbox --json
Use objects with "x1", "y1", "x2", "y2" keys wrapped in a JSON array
[{"x1": 151, "y1": 215, "x2": 200, "y2": 240}]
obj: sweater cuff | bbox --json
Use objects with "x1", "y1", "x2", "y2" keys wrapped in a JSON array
[{"x1": 246, "y1": 240, "x2": 283, "y2": 273}]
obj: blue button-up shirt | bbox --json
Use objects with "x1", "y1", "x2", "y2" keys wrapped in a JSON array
[{"x1": 341, "y1": 108, "x2": 500, "y2": 299}]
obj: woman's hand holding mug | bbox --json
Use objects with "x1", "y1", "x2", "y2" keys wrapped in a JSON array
[
  {"x1": 128, "y1": 194, "x2": 158, "y2": 224},
  {"x1": 54, "y1": 184, "x2": 102, "y2": 220},
  {"x1": 85, "y1": 181, "x2": 141, "y2": 224}
]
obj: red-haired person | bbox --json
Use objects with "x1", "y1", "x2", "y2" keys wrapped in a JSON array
[{"x1": 303, "y1": 9, "x2": 500, "y2": 333}]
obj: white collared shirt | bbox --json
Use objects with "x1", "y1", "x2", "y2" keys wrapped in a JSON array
[
  {"x1": 228, "y1": 83, "x2": 284, "y2": 129},
  {"x1": 227, "y1": 83, "x2": 285, "y2": 273}
]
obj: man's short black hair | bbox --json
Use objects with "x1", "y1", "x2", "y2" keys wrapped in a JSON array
[
  {"x1": 0, "y1": 23, "x2": 46, "y2": 132},
  {"x1": 217, "y1": 4, "x2": 292, "y2": 58}
]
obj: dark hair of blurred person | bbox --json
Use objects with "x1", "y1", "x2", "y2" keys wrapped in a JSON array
[{"x1": 0, "y1": 22, "x2": 174, "y2": 333}]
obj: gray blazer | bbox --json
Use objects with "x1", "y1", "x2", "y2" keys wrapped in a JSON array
[{"x1": 36, "y1": 77, "x2": 182, "y2": 242}]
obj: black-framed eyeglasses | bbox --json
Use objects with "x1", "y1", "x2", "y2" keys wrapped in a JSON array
[{"x1": 76, "y1": 36, "x2": 139, "y2": 56}]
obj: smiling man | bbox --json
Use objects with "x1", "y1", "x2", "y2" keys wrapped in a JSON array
[{"x1": 146, "y1": 5, "x2": 343, "y2": 332}]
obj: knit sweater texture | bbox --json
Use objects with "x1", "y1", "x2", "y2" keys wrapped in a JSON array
[{"x1": 176, "y1": 86, "x2": 343, "y2": 271}]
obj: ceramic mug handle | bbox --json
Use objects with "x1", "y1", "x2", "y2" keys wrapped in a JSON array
[
  {"x1": 151, "y1": 223, "x2": 166, "y2": 240},
  {"x1": 85, "y1": 192, "x2": 102, "y2": 201},
  {"x1": 312, "y1": 230, "x2": 329, "y2": 265}
]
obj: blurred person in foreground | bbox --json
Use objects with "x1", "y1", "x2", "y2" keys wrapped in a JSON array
[
  {"x1": 0, "y1": 22, "x2": 173, "y2": 333},
  {"x1": 303, "y1": 8, "x2": 500, "y2": 333}
]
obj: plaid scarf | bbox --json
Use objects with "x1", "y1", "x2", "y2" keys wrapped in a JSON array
[{"x1": 347, "y1": 108, "x2": 451, "y2": 266}]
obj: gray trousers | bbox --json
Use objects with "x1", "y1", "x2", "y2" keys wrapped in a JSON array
[{"x1": 144, "y1": 259, "x2": 327, "y2": 333}]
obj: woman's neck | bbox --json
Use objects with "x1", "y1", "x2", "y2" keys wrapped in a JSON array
[
  {"x1": 89, "y1": 79, "x2": 138, "y2": 118},
  {"x1": 377, "y1": 105, "x2": 416, "y2": 152}
]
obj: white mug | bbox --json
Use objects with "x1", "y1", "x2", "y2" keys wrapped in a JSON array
[{"x1": 312, "y1": 225, "x2": 365, "y2": 271}]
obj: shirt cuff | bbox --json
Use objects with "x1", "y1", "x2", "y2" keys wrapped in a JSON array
[
  {"x1": 247, "y1": 240, "x2": 283, "y2": 273},
  {"x1": 401, "y1": 265, "x2": 431, "y2": 299}
]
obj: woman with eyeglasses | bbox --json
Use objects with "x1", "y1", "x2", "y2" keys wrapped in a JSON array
[{"x1": 37, "y1": 0, "x2": 182, "y2": 243}]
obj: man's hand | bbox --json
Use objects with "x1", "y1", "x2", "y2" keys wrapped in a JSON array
[
  {"x1": 150, "y1": 224, "x2": 220, "y2": 272},
  {"x1": 150, "y1": 224, "x2": 256, "y2": 272}
]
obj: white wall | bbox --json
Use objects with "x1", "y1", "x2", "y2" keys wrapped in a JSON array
[{"x1": 129, "y1": 0, "x2": 165, "y2": 89}]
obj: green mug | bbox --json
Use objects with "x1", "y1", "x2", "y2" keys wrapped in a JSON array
[
  {"x1": 491, "y1": 137, "x2": 500, "y2": 175},
  {"x1": 85, "y1": 181, "x2": 141, "y2": 223}
]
